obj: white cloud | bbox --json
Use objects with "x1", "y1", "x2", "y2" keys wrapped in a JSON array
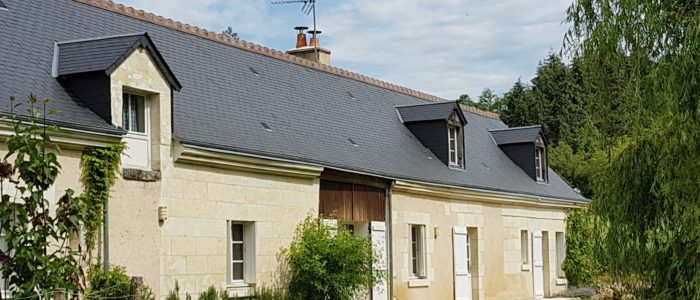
[{"x1": 117, "y1": 0, "x2": 572, "y2": 99}]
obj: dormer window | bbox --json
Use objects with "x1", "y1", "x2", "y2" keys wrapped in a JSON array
[
  {"x1": 448, "y1": 126, "x2": 459, "y2": 166},
  {"x1": 490, "y1": 125, "x2": 548, "y2": 182},
  {"x1": 396, "y1": 101, "x2": 468, "y2": 169},
  {"x1": 535, "y1": 136, "x2": 547, "y2": 182},
  {"x1": 122, "y1": 93, "x2": 145, "y2": 133}
]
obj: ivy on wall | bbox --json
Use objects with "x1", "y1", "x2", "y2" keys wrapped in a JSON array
[{"x1": 80, "y1": 142, "x2": 125, "y2": 250}]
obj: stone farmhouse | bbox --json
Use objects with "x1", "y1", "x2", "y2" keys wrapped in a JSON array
[{"x1": 0, "y1": 0, "x2": 587, "y2": 299}]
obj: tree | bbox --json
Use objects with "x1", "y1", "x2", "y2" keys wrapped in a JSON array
[
  {"x1": 499, "y1": 79, "x2": 537, "y2": 128},
  {"x1": 460, "y1": 88, "x2": 504, "y2": 113},
  {"x1": 221, "y1": 26, "x2": 239, "y2": 40},
  {"x1": 458, "y1": 94, "x2": 473, "y2": 106},
  {"x1": 567, "y1": 0, "x2": 700, "y2": 297}
]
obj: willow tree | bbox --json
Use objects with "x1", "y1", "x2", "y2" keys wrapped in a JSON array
[{"x1": 566, "y1": 1, "x2": 700, "y2": 297}]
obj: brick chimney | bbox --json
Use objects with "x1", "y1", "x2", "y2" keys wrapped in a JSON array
[{"x1": 286, "y1": 27, "x2": 331, "y2": 65}]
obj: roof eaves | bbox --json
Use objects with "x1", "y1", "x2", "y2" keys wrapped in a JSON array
[
  {"x1": 488, "y1": 125, "x2": 542, "y2": 132},
  {"x1": 179, "y1": 138, "x2": 588, "y2": 203}
]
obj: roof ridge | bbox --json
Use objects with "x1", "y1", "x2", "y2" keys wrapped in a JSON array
[
  {"x1": 56, "y1": 31, "x2": 145, "y2": 45},
  {"x1": 459, "y1": 104, "x2": 500, "y2": 119},
  {"x1": 395, "y1": 100, "x2": 457, "y2": 108},
  {"x1": 73, "y1": 0, "x2": 500, "y2": 120}
]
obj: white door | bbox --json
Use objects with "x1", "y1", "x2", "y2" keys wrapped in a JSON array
[
  {"x1": 322, "y1": 219, "x2": 337, "y2": 236},
  {"x1": 370, "y1": 221, "x2": 388, "y2": 300},
  {"x1": 453, "y1": 227, "x2": 472, "y2": 300},
  {"x1": 532, "y1": 231, "x2": 544, "y2": 300}
]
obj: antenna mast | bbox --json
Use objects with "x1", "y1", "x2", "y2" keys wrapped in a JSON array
[{"x1": 271, "y1": 0, "x2": 319, "y2": 61}]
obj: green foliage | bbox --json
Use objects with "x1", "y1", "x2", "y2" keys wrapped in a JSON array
[
  {"x1": 80, "y1": 142, "x2": 125, "y2": 250},
  {"x1": 136, "y1": 283, "x2": 156, "y2": 300},
  {"x1": 284, "y1": 215, "x2": 382, "y2": 300},
  {"x1": 165, "y1": 281, "x2": 192, "y2": 300},
  {"x1": 460, "y1": 88, "x2": 504, "y2": 113},
  {"x1": 87, "y1": 265, "x2": 132, "y2": 299},
  {"x1": 567, "y1": 0, "x2": 700, "y2": 297},
  {"x1": 222, "y1": 26, "x2": 239, "y2": 40},
  {"x1": 198, "y1": 286, "x2": 217, "y2": 300},
  {"x1": 457, "y1": 94, "x2": 472, "y2": 106},
  {"x1": 498, "y1": 54, "x2": 589, "y2": 147},
  {"x1": 248, "y1": 286, "x2": 294, "y2": 300},
  {"x1": 562, "y1": 208, "x2": 602, "y2": 287},
  {"x1": 0, "y1": 95, "x2": 85, "y2": 297}
]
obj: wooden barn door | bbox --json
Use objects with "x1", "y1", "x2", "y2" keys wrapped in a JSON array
[{"x1": 319, "y1": 180, "x2": 385, "y2": 221}]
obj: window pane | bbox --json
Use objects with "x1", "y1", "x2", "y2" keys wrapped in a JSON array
[
  {"x1": 135, "y1": 95, "x2": 145, "y2": 133},
  {"x1": 231, "y1": 224, "x2": 243, "y2": 241},
  {"x1": 232, "y1": 244, "x2": 243, "y2": 260},
  {"x1": 521, "y1": 230, "x2": 528, "y2": 264},
  {"x1": 232, "y1": 262, "x2": 244, "y2": 280},
  {"x1": 122, "y1": 93, "x2": 130, "y2": 130},
  {"x1": 450, "y1": 152, "x2": 457, "y2": 163}
]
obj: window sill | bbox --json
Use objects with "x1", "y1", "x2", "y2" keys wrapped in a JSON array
[
  {"x1": 555, "y1": 278, "x2": 568, "y2": 286},
  {"x1": 227, "y1": 284, "x2": 254, "y2": 297},
  {"x1": 122, "y1": 168, "x2": 161, "y2": 182},
  {"x1": 521, "y1": 264, "x2": 531, "y2": 271},
  {"x1": 408, "y1": 278, "x2": 430, "y2": 288}
]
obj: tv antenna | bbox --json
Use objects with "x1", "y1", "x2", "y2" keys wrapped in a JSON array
[{"x1": 272, "y1": 0, "x2": 319, "y2": 60}]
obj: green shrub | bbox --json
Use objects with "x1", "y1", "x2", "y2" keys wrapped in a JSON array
[
  {"x1": 284, "y1": 215, "x2": 383, "y2": 300},
  {"x1": 562, "y1": 208, "x2": 602, "y2": 287},
  {"x1": 165, "y1": 281, "x2": 193, "y2": 300},
  {"x1": 87, "y1": 265, "x2": 132, "y2": 299},
  {"x1": 250, "y1": 286, "x2": 293, "y2": 300},
  {"x1": 136, "y1": 283, "x2": 156, "y2": 300}
]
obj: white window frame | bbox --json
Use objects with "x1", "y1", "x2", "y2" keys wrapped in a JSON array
[
  {"x1": 535, "y1": 135, "x2": 547, "y2": 182},
  {"x1": 227, "y1": 221, "x2": 256, "y2": 286},
  {"x1": 122, "y1": 93, "x2": 147, "y2": 134},
  {"x1": 410, "y1": 224, "x2": 427, "y2": 278},
  {"x1": 535, "y1": 147, "x2": 545, "y2": 181},
  {"x1": 556, "y1": 232, "x2": 566, "y2": 278},
  {"x1": 521, "y1": 229, "x2": 529, "y2": 266},
  {"x1": 121, "y1": 91, "x2": 151, "y2": 169},
  {"x1": 448, "y1": 126, "x2": 459, "y2": 166}
]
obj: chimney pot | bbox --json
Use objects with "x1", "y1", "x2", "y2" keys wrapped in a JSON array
[
  {"x1": 294, "y1": 26, "x2": 309, "y2": 48},
  {"x1": 307, "y1": 30, "x2": 322, "y2": 47}
]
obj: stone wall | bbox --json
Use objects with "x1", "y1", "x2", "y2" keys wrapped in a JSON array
[
  {"x1": 392, "y1": 191, "x2": 568, "y2": 300},
  {"x1": 157, "y1": 163, "x2": 319, "y2": 298}
]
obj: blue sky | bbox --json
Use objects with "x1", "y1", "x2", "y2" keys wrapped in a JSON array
[{"x1": 118, "y1": 0, "x2": 572, "y2": 99}]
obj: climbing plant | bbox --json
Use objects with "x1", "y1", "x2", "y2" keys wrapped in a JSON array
[{"x1": 80, "y1": 142, "x2": 125, "y2": 250}]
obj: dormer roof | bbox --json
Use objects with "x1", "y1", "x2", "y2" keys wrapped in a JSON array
[
  {"x1": 489, "y1": 125, "x2": 546, "y2": 145},
  {"x1": 397, "y1": 101, "x2": 467, "y2": 124},
  {"x1": 54, "y1": 32, "x2": 181, "y2": 91}
]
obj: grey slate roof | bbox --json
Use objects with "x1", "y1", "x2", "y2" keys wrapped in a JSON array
[
  {"x1": 0, "y1": 0, "x2": 587, "y2": 202},
  {"x1": 397, "y1": 101, "x2": 464, "y2": 123},
  {"x1": 57, "y1": 33, "x2": 181, "y2": 90},
  {"x1": 490, "y1": 125, "x2": 544, "y2": 145}
]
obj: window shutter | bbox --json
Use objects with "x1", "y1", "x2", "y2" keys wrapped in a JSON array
[
  {"x1": 244, "y1": 222, "x2": 256, "y2": 283},
  {"x1": 453, "y1": 226, "x2": 472, "y2": 300},
  {"x1": 371, "y1": 221, "x2": 388, "y2": 300}
]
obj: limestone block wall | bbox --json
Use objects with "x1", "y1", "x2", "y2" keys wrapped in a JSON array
[
  {"x1": 158, "y1": 162, "x2": 319, "y2": 298},
  {"x1": 392, "y1": 191, "x2": 568, "y2": 300},
  {"x1": 391, "y1": 192, "x2": 486, "y2": 300}
]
